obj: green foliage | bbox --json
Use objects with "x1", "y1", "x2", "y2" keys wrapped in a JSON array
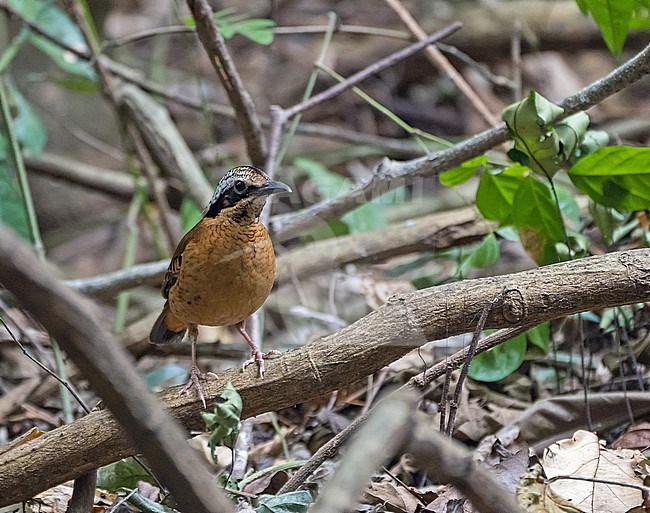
[
  {"x1": 180, "y1": 196, "x2": 203, "y2": 232},
  {"x1": 255, "y1": 491, "x2": 313, "y2": 513},
  {"x1": 201, "y1": 382, "x2": 243, "y2": 464},
  {"x1": 459, "y1": 233, "x2": 500, "y2": 275},
  {"x1": 439, "y1": 155, "x2": 487, "y2": 186},
  {"x1": 183, "y1": 8, "x2": 275, "y2": 45},
  {"x1": 468, "y1": 323, "x2": 549, "y2": 382},
  {"x1": 96, "y1": 457, "x2": 154, "y2": 492},
  {"x1": 295, "y1": 157, "x2": 394, "y2": 233},
  {"x1": 512, "y1": 177, "x2": 564, "y2": 242},
  {"x1": 0, "y1": 81, "x2": 47, "y2": 240},
  {"x1": 568, "y1": 146, "x2": 650, "y2": 211},
  {"x1": 7, "y1": 0, "x2": 95, "y2": 79},
  {"x1": 502, "y1": 92, "x2": 591, "y2": 178},
  {"x1": 476, "y1": 164, "x2": 527, "y2": 223},
  {"x1": 574, "y1": 0, "x2": 636, "y2": 54}
]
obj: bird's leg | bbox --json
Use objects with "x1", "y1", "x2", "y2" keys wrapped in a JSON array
[
  {"x1": 236, "y1": 321, "x2": 279, "y2": 378},
  {"x1": 180, "y1": 324, "x2": 214, "y2": 408}
]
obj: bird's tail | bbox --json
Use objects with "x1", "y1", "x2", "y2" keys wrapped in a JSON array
[{"x1": 149, "y1": 302, "x2": 187, "y2": 345}]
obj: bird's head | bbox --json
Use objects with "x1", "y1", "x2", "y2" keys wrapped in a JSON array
[{"x1": 203, "y1": 166, "x2": 291, "y2": 223}]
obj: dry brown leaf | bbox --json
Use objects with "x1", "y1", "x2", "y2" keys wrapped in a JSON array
[
  {"x1": 542, "y1": 430, "x2": 644, "y2": 513},
  {"x1": 517, "y1": 464, "x2": 585, "y2": 513},
  {"x1": 31, "y1": 483, "x2": 114, "y2": 513},
  {"x1": 611, "y1": 422, "x2": 650, "y2": 451},
  {"x1": 364, "y1": 480, "x2": 422, "y2": 513}
]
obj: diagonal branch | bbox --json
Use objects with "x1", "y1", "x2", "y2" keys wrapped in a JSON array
[
  {"x1": 186, "y1": 0, "x2": 267, "y2": 166},
  {"x1": 2, "y1": 248, "x2": 649, "y2": 504},
  {"x1": 0, "y1": 226, "x2": 232, "y2": 513},
  {"x1": 65, "y1": 206, "x2": 493, "y2": 299},
  {"x1": 271, "y1": 43, "x2": 650, "y2": 241}
]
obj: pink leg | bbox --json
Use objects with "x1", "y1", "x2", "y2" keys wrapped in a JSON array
[
  {"x1": 179, "y1": 324, "x2": 214, "y2": 408},
  {"x1": 236, "y1": 320, "x2": 267, "y2": 378}
]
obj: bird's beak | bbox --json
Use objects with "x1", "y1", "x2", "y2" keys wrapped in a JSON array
[{"x1": 259, "y1": 179, "x2": 292, "y2": 196}]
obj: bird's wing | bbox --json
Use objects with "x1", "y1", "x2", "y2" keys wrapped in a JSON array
[{"x1": 162, "y1": 222, "x2": 200, "y2": 299}]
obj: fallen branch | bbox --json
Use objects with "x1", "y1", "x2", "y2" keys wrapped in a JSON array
[
  {"x1": 2, "y1": 249, "x2": 649, "y2": 504},
  {"x1": 0, "y1": 226, "x2": 232, "y2": 513},
  {"x1": 271, "y1": 43, "x2": 650, "y2": 241},
  {"x1": 66, "y1": 206, "x2": 492, "y2": 299}
]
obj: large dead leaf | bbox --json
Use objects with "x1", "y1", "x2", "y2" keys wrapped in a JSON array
[
  {"x1": 611, "y1": 422, "x2": 650, "y2": 451},
  {"x1": 542, "y1": 430, "x2": 644, "y2": 513},
  {"x1": 363, "y1": 481, "x2": 422, "y2": 513},
  {"x1": 517, "y1": 464, "x2": 585, "y2": 513}
]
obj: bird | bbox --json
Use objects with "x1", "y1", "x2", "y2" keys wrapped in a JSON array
[{"x1": 149, "y1": 165, "x2": 291, "y2": 407}]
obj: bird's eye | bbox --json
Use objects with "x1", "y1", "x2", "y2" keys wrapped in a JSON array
[{"x1": 233, "y1": 179, "x2": 247, "y2": 194}]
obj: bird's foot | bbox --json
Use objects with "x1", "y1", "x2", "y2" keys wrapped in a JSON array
[
  {"x1": 242, "y1": 350, "x2": 281, "y2": 378},
  {"x1": 179, "y1": 365, "x2": 217, "y2": 409}
]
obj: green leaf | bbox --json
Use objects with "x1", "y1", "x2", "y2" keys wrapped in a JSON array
[
  {"x1": 201, "y1": 382, "x2": 243, "y2": 464},
  {"x1": 9, "y1": 84, "x2": 46, "y2": 157},
  {"x1": 255, "y1": 491, "x2": 313, "y2": 513},
  {"x1": 0, "y1": 162, "x2": 30, "y2": 240},
  {"x1": 579, "y1": 130, "x2": 610, "y2": 156},
  {"x1": 512, "y1": 177, "x2": 565, "y2": 242},
  {"x1": 8, "y1": 0, "x2": 95, "y2": 78},
  {"x1": 502, "y1": 91, "x2": 566, "y2": 177},
  {"x1": 52, "y1": 74, "x2": 99, "y2": 94},
  {"x1": 180, "y1": 197, "x2": 203, "y2": 233},
  {"x1": 555, "y1": 185, "x2": 581, "y2": 229},
  {"x1": 439, "y1": 155, "x2": 487, "y2": 186},
  {"x1": 96, "y1": 457, "x2": 153, "y2": 492},
  {"x1": 183, "y1": 8, "x2": 275, "y2": 45},
  {"x1": 526, "y1": 322, "x2": 550, "y2": 353},
  {"x1": 459, "y1": 233, "x2": 499, "y2": 274},
  {"x1": 468, "y1": 333, "x2": 527, "y2": 382},
  {"x1": 476, "y1": 164, "x2": 528, "y2": 223},
  {"x1": 556, "y1": 112, "x2": 590, "y2": 162},
  {"x1": 577, "y1": 0, "x2": 634, "y2": 54},
  {"x1": 295, "y1": 157, "x2": 386, "y2": 233},
  {"x1": 630, "y1": 0, "x2": 650, "y2": 28},
  {"x1": 568, "y1": 146, "x2": 650, "y2": 211}
]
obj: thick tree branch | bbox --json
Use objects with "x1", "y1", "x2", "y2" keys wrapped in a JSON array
[
  {"x1": 2, "y1": 249, "x2": 649, "y2": 505},
  {"x1": 271, "y1": 43, "x2": 650, "y2": 241},
  {"x1": 0, "y1": 227, "x2": 232, "y2": 513},
  {"x1": 186, "y1": 0, "x2": 267, "y2": 166},
  {"x1": 65, "y1": 206, "x2": 492, "y2": 298}
]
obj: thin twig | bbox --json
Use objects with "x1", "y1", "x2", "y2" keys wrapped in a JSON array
[
  {"x1": 279, "y1": 325, "x2": 529, "y2": 494},
  {"x1": 546, "y1": 475, "x2": 650, "y2": 494},
  {"x1": 385, "y1": 0, "x2": 500, "y2": 127},
  {"x1": 282, "y1": 22, "x2": 463, "y2": 120},
  {"x1": 102, "y1": 23, "x2": 411, "y2": 50},
  {"x1": 445, "y1": 298, "x2": 496, "y2": 435},
  {"x1": 186, "y1": 0, "x2": 266, "y2": 166},
  {"x1": 0, "y1": 316, "x2": 90, "y2": 414},
  {"x1": 272, "y1": 43, "x2": 650, "y2": 241}
]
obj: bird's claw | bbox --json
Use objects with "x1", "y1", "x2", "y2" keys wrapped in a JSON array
[
  {"x1": 242, "y1": 350, "x2": 281, "y2": 377},
  {"x1": 179, "y1": 365, "x2": 217, "y2": 409}
]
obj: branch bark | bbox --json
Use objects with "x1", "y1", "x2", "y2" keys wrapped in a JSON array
[
  {"x1": 2, "y1": 248, "x2": 649, "y2": 505},
  {"x1": 186, "y1": 0, "x2": 267, "y2": 166},
  {"x1": 66, "y1": 206, "x2": 492, "y2": 299},
  {"x1": 0, "y1": 226, "x2": 232, "y2": 513},
  {"x1": 271, "y1": 43, "x2": 650, "y2": 241}
]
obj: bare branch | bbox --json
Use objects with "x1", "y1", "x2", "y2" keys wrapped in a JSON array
[
  {"x1": 385, "y1": 0, "x2": 500, "y2": 127},
  {"x1": 3, "y1": 248, "x2": 650, "y2": 504},
  {"x1": 0, "y1": 225, "x2": 233, "y2": 513},
  {"x1": 66, "y1": 206, "x2": 493, "y2": 298},
  {"x1": 271, "y1": 43, "x2": 650, "y2": 241},
  {"x1": 282, "y1": 22, "x2": 462, "y2": 120},
  {"x1": 186, "y1": 0, "x2": 266, "y2": 166}
]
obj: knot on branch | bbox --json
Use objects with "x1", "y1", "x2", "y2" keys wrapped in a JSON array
[
  {"x1": 618, "y1": 251, "x2": 650, "y2": 290},
  {"x1": 501, "y1": 288, "x2": 526, "y2": 324}
]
